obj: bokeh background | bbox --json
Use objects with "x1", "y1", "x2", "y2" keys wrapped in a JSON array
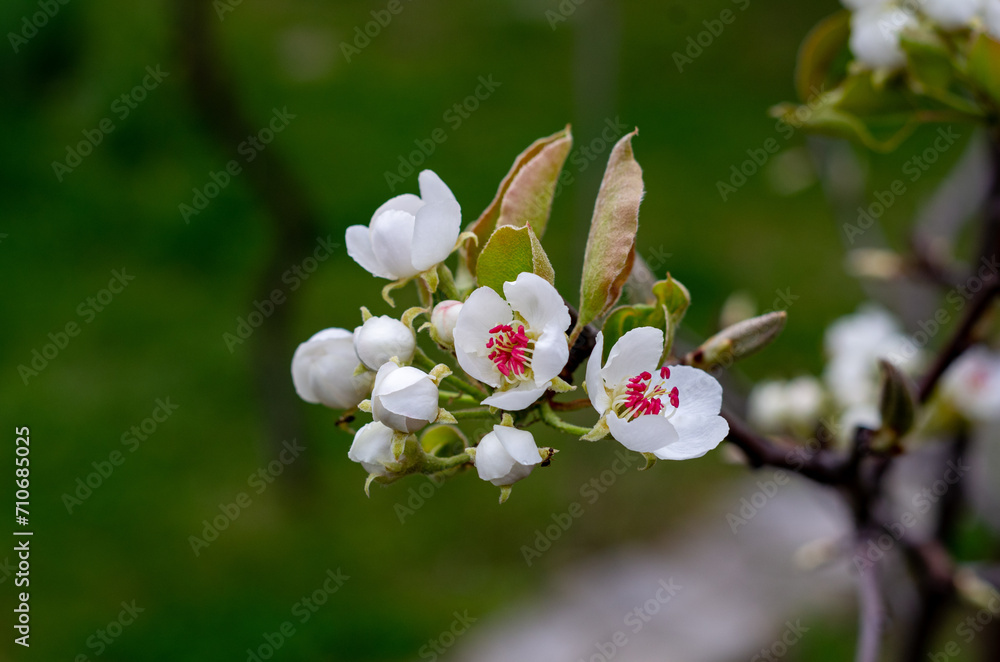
[{"x1": 0, "y1": 0, "x2": 987, "y2": 660}]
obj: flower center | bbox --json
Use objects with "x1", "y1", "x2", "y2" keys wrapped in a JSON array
[
  {"x1": 613, "y1": 367, "x2": 679, "y2": 422},
  {"x1": 486, "y1": 324, "x2": 533, "y2": 382}
]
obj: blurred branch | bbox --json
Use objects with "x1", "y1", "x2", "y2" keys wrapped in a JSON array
[
  {"x1": 174, "y1": 0, "x2": 322, "y2": 467},
  {"x1": 855, "y1": 542, "x2": 886, "y2": 662}
]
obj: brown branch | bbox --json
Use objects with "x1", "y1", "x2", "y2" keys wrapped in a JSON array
[{"x1": 856, "y1": 540, "x2": 886, "y2": 662}]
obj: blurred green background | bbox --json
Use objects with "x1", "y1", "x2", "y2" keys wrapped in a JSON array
[{"x1": 0, "y1": 0, "x2": 983, "y2": 660}]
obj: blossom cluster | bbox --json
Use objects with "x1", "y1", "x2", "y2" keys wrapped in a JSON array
[
  {"x1": 749, "y1": 305, "x2": 1000, "y2": 444},
  {"x1": 290, "y1": 128, "x2": 752, "y2": 502},
  {"x1": 843, "y1": 0, "x2": 1000, "y2": 69}
]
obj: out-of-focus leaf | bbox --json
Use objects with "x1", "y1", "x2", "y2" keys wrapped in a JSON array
[
  {"x1": 968, "y1": 31, "x2": 1000, "y2": 107},
  {"x1": 475, "y1": 225, "x2": 554, "y2": 295},
  {"x1": 573, "y1": 129, "x2": 643, "y2": 341},
  {"x1": 795, "y1": 10, "x2": 851, "y2": 102},
  {"x1": 464, "y1": 126, "x2": 572, "y2": 274}
]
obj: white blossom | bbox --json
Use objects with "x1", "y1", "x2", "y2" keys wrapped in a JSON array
[
  {"x1": 474, "y1": 425, "x2": 542, "y2": 487},
  {"x1": 346, "y1": 170, "x2": 461, "y2": 281},
  {"x1": 923, "y1": 0, "x2": 982, "y2": 29},
  {"x1": 849, "y1": 4, "x2": 916, "y2": 69},
  {"x1": 941, "y1": 346, "x2": 1000, "y2": 421},
  {"x1": 354, "y1": 315, "x2": 416, "y2": 370},
  {"x1": 586, "y1": 328, "x2": 729, "y2": 460},
  {"x1": 291, "y1": 328, "x2": 374, "y2": 409},
  {"x1": 370, "y1": 363, "x2": 440, "y2": 433},
  {"x1": 453, "y1": 273, "x2": 571, "y2": 411},
  {"x1": 748, "y1": 376, "x2": 825, "y2": 433},
  {"x1": 348, "y1": 421, "x2": 405, "y2": 475}
]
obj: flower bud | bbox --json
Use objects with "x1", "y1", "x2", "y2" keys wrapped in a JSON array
[
  {"x1": 430, "y1": 300, "x2": 463, "y2": 346},
  {"x1": 473, "y1": 425, "x2": 543, "y2": 487},
  {"x1": 354, "y1": 315, "x2": 416, "y2": 370},
  {"x1": 686, "y1": 311, "x2": 787, "y2": 370},
  {"x1": 348, "y1": 421, "x2": 410, "y2": 476},
  {"x1": 371, "y1": 363, "x2": 441, "y2": 433},
  {"x1": 877, "y1": 359, "x2": 916, "y2": 442},
  {"x1": 291, "y1": 328, "x2": 374, "y2": 409}
]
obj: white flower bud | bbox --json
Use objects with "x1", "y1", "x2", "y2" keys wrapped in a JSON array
[
  {"x1": 986, "y1": 0, "x2": 1000, "y2": 39},
  {"x1": 430, "y1": 300, "x2": 463, "y2": 346},
  {"x1": 474, "y1": 425, "x2": 542, "y2": 487},
  {"x1": 849, "y1": 5, "x2": 916, "y2": 70},
  {"x1": 371, "y1": 363, "x2": 440, "y2": 433},
  {"x1": 291, "y1": 328, "x2": 375, "y2": 409},
  {"x1": 922, "y1": 0, "x2": 982, "y2": 29},
  {"x1": 348, "y1": 421, "x2": 406, "y2": 475},
  {"x1": 354, "y1": 315, "x2": 416, "y2": 370}
]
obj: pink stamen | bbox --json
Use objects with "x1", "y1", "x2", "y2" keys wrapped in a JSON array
[
  {"x1": 660, "y1": 366, "x2": 670, "y2": 379},
  {"x1": 622, "y1": 372, "x2": 666, "y2": 419},
  {"x1": 487, "y1": 324, "x2": 531, "y2": 378},
  {"x1": 668, "y1": 387, "x2": 679, "y2": 408}
]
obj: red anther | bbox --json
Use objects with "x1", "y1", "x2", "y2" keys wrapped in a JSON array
[
  {"x1": 668, "y1": 387, "x2": 679, "y2": 408},
  {"x1": 660, "y1": 366, "x2": 670, "y2": 379}
]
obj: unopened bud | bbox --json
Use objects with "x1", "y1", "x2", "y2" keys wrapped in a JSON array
[
  {"x1": 686, "y1": 311, "x2": 787, "y2": 370},
  {"x1": 876, "y1": 359, "x2": 916, "y2": 445},
  {"x1": 430, "y1": 300, "x2": 463, "y2": 347},
  {"x1": 354, "y1": 315, "x2": 416, "y2": 370}
]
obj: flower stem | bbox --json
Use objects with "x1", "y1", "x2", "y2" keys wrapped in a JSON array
[
  {"x1": 420, "y1": 452, "x2": 471, "y2": 474},
  {"x1": 449, "y1": 407, "x2": 495, "y2": 420},
  {"x1": 438, "y1": 391, "x2": 481, "y2": 407},
  {"x1": 436, "y1": 263, "x2": 462, "y2": 301},
  {"x1": 539, "y1": 401, "x2": 592, "y2": 437}
]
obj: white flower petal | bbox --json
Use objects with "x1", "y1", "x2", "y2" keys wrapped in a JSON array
[
  {"x1": 530, "y1": 327, "x2": 570, "y2": 385},
  {"x1": 665, "y1": 366, "x2": 724, "y2": 422},
  {"x1": 348, "y1": 421, "x2": 395, "y2": 465},
  {"x1": 354, "y1": 316, "x2": 416, "y2": 370},
  {"x1": 376, "y1": 367, "x2": 439, "y2": 420},
  {"x1": 503, "y1": 272, "x2": 570, "y2": 333},
  {"x1": 481, "y1": 383, "x2": 549, "y2": 411},
  {"x1": 291, "y1": 328, "x2": 373, "y2": 408},
  {"x1": 923, "y1": 0, "x2": 981, "y2": 29},
  {"x1": 606, "y1": 412, "x2": 679, "y2": 453},
  {"x1": 653, "y1": 417, "x2": 728, "y2": 460},
  {"x1": 370, "y1": 210, "x2": 418, "y2": 279},
  {"x1": 493, "y1": 426, "x2": 542, "y2": 467},
  {"x1": 418, "y1": 170, "x2": 458, "y2": 205},
  {"x1": 586, "y1": 332, "x2": 611, "y2": 414},
  {"x1": 345, "y1": 225, "x2": 394, "y2": 279},
  {"x1": 454, "y1": 286, "x2": 512, "y2": 387},
  {"x1": 475, "y1": 432, "x2": 516, "y2": 482},
  {"x1": 601, "y1": 327, "x2": 665, "y2": 386},
  {"x1": 371, "y1": 193, "x2": 423, "y2": 223},
  {"x1": 411, "y1": 200, "x2": 461, "y2": 272}
]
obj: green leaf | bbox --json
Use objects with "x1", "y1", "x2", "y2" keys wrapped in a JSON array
[
  {"x1": 573, "y1": 129, "x2": 643, "y2": 341},
  {"x1": 795, "y1": 10, "x2": 851, "y2": 102},
  {"x1": 968, "y1": 31, "x2": 1000, "y2": 108},
  {"x1": 496, "y1": 130, "x2": 572, "y2": 237},
  {"x1": 475, "y1": 225, "x2": 554, "y2": 295},
  {"x1": 464, "y1": 126, "x2": 572, "y2": 275},
  {"x1": 601, "y1": 304, "x2": 663, "y2": 362}
]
